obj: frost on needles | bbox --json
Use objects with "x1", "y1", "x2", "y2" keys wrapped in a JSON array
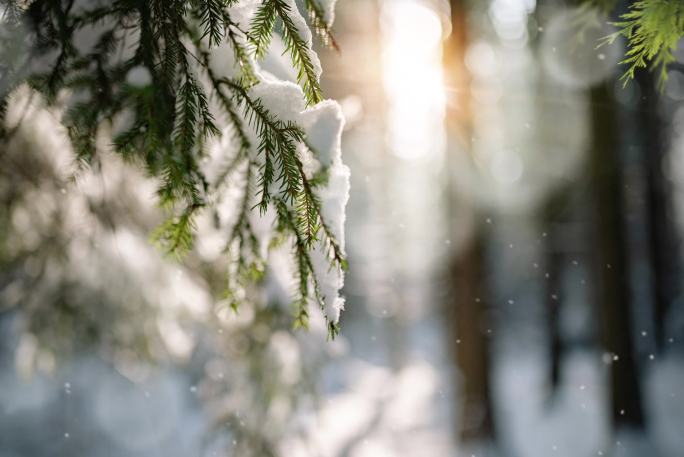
[{"x1": 0, "y1": 0, "x2": 349, "y2": 339}]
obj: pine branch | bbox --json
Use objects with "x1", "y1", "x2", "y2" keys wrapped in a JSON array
[
  {"x1": 275, "y1": 199, "x2": 340, "y2": 339},
  {"x1": 275, "y1": 199, "x2": 318, "y2": 329},
  {"x1": 195, "y1": 40, "x2": 252, "y2": 162},
  {"x1": 1, "y1": 0, "x2": 345, "y2": 335},
  {"x1": 223, "y1": 80, "x2": 346, "y2": 267},
  {"x1": 250, "y1": 0, "x2": 278, "y2": 58},
  {"x1": 588, "y1": 0, "x2": 684, "y2": 88},
  {"x1": 223, "y1": 161, "x2": 265, "y2": 312},
  {"x1": 304, "y1": 0, "x2": 340, "y2": 52},
  {"x1": 192, "y1": 0, "x2": 229, "y2": 47},
  {"x1": 222, "y1": 80, "x2": 298, "y2": 211},
  {"x1": 273, "y1": 0, "x2": 323, "y2": 105},
  {"x1": 225, "y1": 21, "x2": 258, "y2": 85},
  {"x1": 610, "y1": 1, "x2": 684, "y2": 88},
  {"x1": 250, "y1": 0, "x2": 323, "y2": 105},
  {"x1": 151, "y1": 204, "x2": 199, "y2": 258}
]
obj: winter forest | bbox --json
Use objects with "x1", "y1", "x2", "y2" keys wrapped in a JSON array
[{"x1": 1, "y1": 0, "x2": 684, "y2": 456}]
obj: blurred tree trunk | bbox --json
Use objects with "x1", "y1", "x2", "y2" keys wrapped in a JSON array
[
  {"x1": 448, "y1": 233, "x2": 495, "y2": 441},
  {"x1": 587, "y1": 82, "x2": 645, "y2": 428},
  {"x1": 443, "y1": 0, "x2": 496, "y2": 445},
  {"x1": 534, "y1": 0, "x2": 568, "y2": 396},
  {"x1": 541, "y1": 191, "x2": 568, "y2": 392},
  {"x1": 636, "y1": 70, "x2": 678, "y2": 353}
]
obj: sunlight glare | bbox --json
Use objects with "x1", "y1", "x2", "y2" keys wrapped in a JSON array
[{"x1": 382, "y1": 0, "x2": 446, "y2": 161}]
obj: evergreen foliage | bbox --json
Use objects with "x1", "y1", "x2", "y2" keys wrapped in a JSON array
[
  {"x1": 305, "y1": 0, "x2": 339, "y2": 52},
  {"x1": 250, "y1": 0, "x2": 323, "y2": 105},
  {"x1": 0, "y1": 0, "x2": 345, "y2": 338},
  {"x1": 584, "y1": 0, "x2": 684, "y2": 87}
]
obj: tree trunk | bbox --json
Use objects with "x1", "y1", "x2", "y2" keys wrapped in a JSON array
[
  {"x1": 636, "y1": 70, "x2": 678, "y2": 353},
  {"x1": 541, "y1": 191, "x2": 567, "y2": 392},
  {"x1": 587, "y1": 82, "x2": 645, "y2": 428},
  {"x1": 448, "y1": 233, "x2": 495, "y2": 441},
  {"x1": 443, "y1": 0, "x2": 496, "y2": 445}
]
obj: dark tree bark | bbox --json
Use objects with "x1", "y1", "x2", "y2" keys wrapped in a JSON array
[
  {"x1": 541, "y1": 192, "x2": 568, "y2": 392},
  {"x1": 447, "y1": 234, "x2": 495, "y2": 441},
  {"x1": 587, "y1": 82, "x2": 645, "y2": 427},
  {"x1": 635, "y1": 70, "x2": 679, "y2": 353},
  {"x1": 443, "y1": 0, "x2": 497, "y2": 445}
]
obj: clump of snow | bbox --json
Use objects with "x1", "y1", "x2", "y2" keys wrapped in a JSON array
[
  {"x1": 227, "y1": 0, "x2": 262, "y2": 30},
  {"x1": 248, "y1": 77, "x2": 349, "y2": 323},
  {"x1": 253, "y1": 79, "x2": 349, "y2": 324},
  {"x1": 311, "y1": 159, "x2": 350, "y2": 323},
  {"x1": 203, "y1": 8, "x2": 349, "y2": 325},
  {"x1": 249, "y1": 78, "x2": 306, "y2": 119},
  {"x1": 319, "y1": 0, "x2": 338, "y2": 26},
  {"x1": 300, "y1": 100, "x2": 345, "y2": 167}
]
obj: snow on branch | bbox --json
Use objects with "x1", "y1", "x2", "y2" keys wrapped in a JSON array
[{"x1": 0, "y1": 0, "x2": 348, "y2": 338}]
